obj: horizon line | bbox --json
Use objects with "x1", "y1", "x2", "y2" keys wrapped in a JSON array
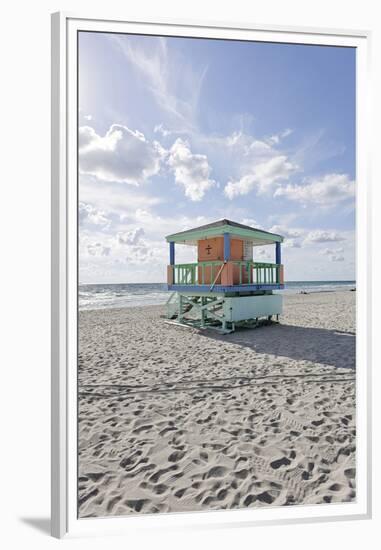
[{"x1": 79, "y1": 279, "x2": 356, "y2": 286}]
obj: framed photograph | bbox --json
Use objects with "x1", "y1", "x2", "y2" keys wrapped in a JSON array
[{"x1": 51, "y1": 12, "x2": 372, "y2": 538}]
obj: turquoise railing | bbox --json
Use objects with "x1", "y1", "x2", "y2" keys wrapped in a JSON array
[
  {"x1": 172, "y1": 261, "x2": 281, "y2": 286},
  {"x1": 234, "y1": 261, "x2": 281, "y2": 285},
  {"x1": 173, "y1": 261, "x2": 221, "y2": 285}
]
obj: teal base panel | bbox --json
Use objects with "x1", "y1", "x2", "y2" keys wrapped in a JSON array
[
  {"x1": 165, "y1": 291, "x2": 283, "y2": 333},
  {"x1": 223, "y1": 294, "x2": 283, "y2": 322}
]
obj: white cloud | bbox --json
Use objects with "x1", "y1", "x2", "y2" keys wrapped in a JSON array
[
  {"x1": 268, "y1": 224, "x2": 304, "y2": 248},
  {"x1": 254, "y1": 248, "x2": 272, "y2": 261},
  {"x1": 79, "y1": 176, "x2": 162, "y2": 216},
  {"x1": 224, "y1": 155, "x2": 297, "y2": 199},
  {"x1": 167, "y1": 138, "x2": 216, "y2": 201},
  {"x1": 206, "y1": 131, "x2": 273, "y2": 156},
  {"x1": 201, "y1": 129, "x2": 297, "y2": 200},
  {"x1": 266, "y1": 128, "x2": 293, "y2": 145},
  {"x1": 117, "y1": 227, "x2": 145, "y2": 245},
  {"x1": 78, "y1": 125, "x2": 164, "y2": 184},
  {"x1": 319, "y1": 247, "x2": 345, "y2": 262},
  {"x1": 305, "y1": 230, "x2": 345, "y2": 243},
  {"x1": 268, "y1": 225, "x2": 347, "y2": 248},
  {"x1": 111, "y1": 35, "x2": 207, "y2": 130},
  {"x1": 319, "y1": 247, "x2": 344, "y2": 255},
  {"x1": 154, "y1": 123, "x2": 171, "y2": 137},
  {"x1": 268, "y1": 225, "x2": 347, "y2": 249},
  {"x1": 134, "y1": 208, "x2": 213, "y2": 240},
  {"x1": 113, "y1": 226, "x2": 154, "y2": 263},
  {"x1": 274, "y1": 173, "x2": 355, "y2": 205},
  {"x1": 241, "y1": 218, "x2": 262, "y2": 229},
  {"x1": 330, "y1": 254, "x2": 345, "y2": 262},
  {"x1": 108, "y1": 223, "x2": 163, "y2": 265},
  {"x1": 78, "y1": 126, "x2": 96, "y2": 149},
  {"x1": 269, "y1": 225, "x2": 303, "y2": 239},
  {"x1": 87, "y1": 242, "x2": 112, "y2": 256},
  {"x1": 79, "y1": 202, "x2": 111, "y2": 228},
  {"x1": 283, "y1": 238, "x2": 302, "y2": 249},
  {"x1": 125, "y1": 244, "x2": 153, "y2": 264}
]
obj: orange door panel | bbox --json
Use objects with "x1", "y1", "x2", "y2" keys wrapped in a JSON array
[
  {"x1": 196, "y1": 237, "x2": 249, "y2": 286},
  {"x1": 230, "y1": 239, "x2": 248, "y2": 284},
  {"x1": 198, "y1": 238, "x2": 223, "y2": 284},
  {"x1": 197, "y1": 237, "x2": 224, "y2": 261},
  {"x1": 230, "y1": 238, "x2": 243, "y2": 260}
]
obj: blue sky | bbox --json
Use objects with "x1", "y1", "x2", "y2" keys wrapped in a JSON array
[{"x1": 78, "y1": 31, "x2": 356, "y2": 283}]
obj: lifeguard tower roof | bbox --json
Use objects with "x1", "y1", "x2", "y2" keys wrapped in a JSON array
[{"x1": 165, "y1": 219, "x2": 283, "y2": 246}]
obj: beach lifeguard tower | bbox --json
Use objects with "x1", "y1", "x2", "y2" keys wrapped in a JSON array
[{"x1": 165, "y1": 219, "x2": 285, "y2": 333}]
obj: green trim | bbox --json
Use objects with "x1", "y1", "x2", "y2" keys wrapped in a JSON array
[
  {"x1": 176, "y1": 261, "x2": 223, "y2": 267},
  {"x1": 166, "y1": 225, "x2": 283, "y2": 244}
]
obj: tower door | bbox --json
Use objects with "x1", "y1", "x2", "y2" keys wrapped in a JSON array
[{"x1": 197, "y1": 237, "x2": 224, "y2": 284}]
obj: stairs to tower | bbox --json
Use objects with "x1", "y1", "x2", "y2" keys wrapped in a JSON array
[{"x1": 166, "y1": 293, "x2": 192, "y2": 319}]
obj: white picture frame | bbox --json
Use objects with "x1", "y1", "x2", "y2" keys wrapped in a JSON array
[{"x1": 51, "y1": 11, "x2": 372, "y2": 539}]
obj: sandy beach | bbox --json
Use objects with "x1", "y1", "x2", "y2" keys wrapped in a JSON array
[{"x1": 78, "y1": 290, "x2": 356, "y2": 518}]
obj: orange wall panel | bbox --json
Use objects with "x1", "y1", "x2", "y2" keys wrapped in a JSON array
[
  {"x1": 279, "y1": 265, "x2": 284, "y2": 284},
  {"x1": 167, "y1": 265, "x2": 174, "y2": 285},
  {"x1": 197, "y1": 237, "x2": 224, "y2": 261},
  {"x1": 196, "y1": 237, "x2": 249, "y2": 286},
  {"x1": 197, "y1": 264, "x2": 224, "y2": 285},
  {"x1": 221, "y1": 262, "x2": 234, "y2": 286},
  {"x1": 198, "y1": 237, "x2": 244, "y2": 261},
  {"x1": 230, "y1": 238, "x2": 243, "y2": 260}
]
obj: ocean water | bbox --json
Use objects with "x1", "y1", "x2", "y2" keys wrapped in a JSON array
[{"x1": 79, "y1": 280, "x2": 356, "y2": 310}]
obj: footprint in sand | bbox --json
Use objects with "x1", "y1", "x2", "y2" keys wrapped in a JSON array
[
  {"x1": 270, "y1": 456, "x2": 291, "y2": 470},
  {"x1": 236, "y1": 469, "x2": 249, "y2": 480},
  {"x1": 168, "y1": 450, "x2": 186, "y2": 462},
  {"x1": 152, "y1": 483, "x2": 168, "y2": 495},
  {"x1": 344, "y1": 468, "x2": 356, "y2": 479},
  {"x1": 125, "y1": 499, "x2": 148, "y2": 513},
  {"x1": 205, "y1": 466, "x2": 228, "y2": 479}
]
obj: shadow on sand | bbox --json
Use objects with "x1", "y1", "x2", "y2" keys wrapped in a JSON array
[{"x1": 201, "y1": 323, "x2": 355, "y2": 370}]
